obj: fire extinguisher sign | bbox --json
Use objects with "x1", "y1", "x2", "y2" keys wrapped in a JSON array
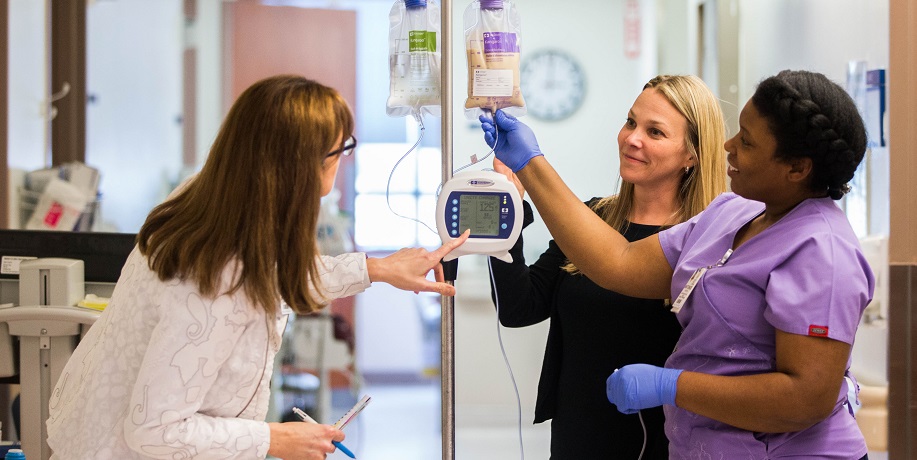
[{"x1": 624, "y1": 0, "x2": 641, "y2": 59}]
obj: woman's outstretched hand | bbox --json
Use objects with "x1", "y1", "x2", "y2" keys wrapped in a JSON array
[{"x1": 367, "y1": 230, "x2": 470, "y2": 296}]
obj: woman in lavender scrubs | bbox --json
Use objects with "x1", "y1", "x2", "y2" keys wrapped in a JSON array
[{"x1": 479, "y1": 70, "x2": 873, "y2": 459}]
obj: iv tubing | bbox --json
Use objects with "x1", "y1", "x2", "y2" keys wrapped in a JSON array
[
  {"x1": 382, "y1": 111, "x2": 495, "y2": 235},
  {"x1": 488, "y1": 256, "x2": 526, "y2": 460},
  {"x1": 452, "y1": 118, "x2": 497, "y2": 175},
  {"x1": 637, "y1": 410, "x2": 647, "y2": 460},
  {"x1": 385, "y1": 115, "x2": 438, "y2": 235}
]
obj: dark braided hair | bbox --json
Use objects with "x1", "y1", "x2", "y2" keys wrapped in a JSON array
[{"x1": 751, "y1": 70, "x2": 867, "y2": 200}]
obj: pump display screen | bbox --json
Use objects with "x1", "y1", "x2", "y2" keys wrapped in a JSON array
[
  {"x1": 459, "y1": 194, "x2": 500, "y2": 236},
  {"x1": 440, "y1": 189, "x2": 515, "y2": 240}
]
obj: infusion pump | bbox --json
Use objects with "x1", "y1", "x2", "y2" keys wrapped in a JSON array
[{"x1": 436, "y1": 170, "x2": 522, "y2": 263}]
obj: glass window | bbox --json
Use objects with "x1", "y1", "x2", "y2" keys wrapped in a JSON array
[{"x1": 353, "y1": 143, "x2": 441, "y2": 251}]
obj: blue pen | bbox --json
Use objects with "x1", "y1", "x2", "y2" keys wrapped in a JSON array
[{"x1": 292, "y1": 407, "x2": 356, "y2": 459}]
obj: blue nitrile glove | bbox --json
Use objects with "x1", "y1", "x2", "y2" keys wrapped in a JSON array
[
  {"x1": 478, "y1": 110, "x2": 543, "y2": 173},
  {"x1": 606, "y1": 364, "x2": 684, "y2": 414}
]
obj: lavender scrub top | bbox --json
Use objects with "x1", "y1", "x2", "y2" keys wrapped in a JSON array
[{"x1": 657, "y1": 193, "x2": 874, "y2": 460}]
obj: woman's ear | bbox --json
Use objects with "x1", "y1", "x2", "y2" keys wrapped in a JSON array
[{"x1": 786, "y1": 157, "x2": 813, "y2": 183}]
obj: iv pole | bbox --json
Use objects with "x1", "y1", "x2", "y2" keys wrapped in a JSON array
[{"x1": 439, "y1": 0, "x2": 456, "y2": 459}]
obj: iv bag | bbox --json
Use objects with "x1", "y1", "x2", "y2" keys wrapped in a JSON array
[
  {"x1": 463, "y1": 0, "x2": 526, "y2": 119},
  {"x1": 387, "y1": 0, "x2": 442, "y2": 118}
]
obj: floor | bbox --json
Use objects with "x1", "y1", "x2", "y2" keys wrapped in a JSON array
[
  {"x1": 272, "y1": 309, "x2": 552, "y2": 460},
  {"x1": 319, "y1": 382, "x2": 889, "y2": 460},
  {"x1": 324, "y1": 381, "x2": 549, "y2": 460}
]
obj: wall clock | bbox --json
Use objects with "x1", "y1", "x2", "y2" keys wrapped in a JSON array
[{"x1": 520, "y1": 49, "x2": 586, "y2": 122}]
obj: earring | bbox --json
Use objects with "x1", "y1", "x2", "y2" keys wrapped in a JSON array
[{"x1": 684, "y1": 166, "x2": 691, "y2": 174}]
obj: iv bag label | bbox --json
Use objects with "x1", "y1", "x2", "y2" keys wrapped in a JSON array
[
  {"x1": 473, "y1": 69, "x2": 513, "y2": 97},
  {"x1": 1, "y1": 256, "x2": 37, "y2": 275},
  {"x1": 483, "y1": 32, "x2": 519, "y2": 53},
  {"x1": 409, "y1": 31, "x2": 436, "y2": 52}
]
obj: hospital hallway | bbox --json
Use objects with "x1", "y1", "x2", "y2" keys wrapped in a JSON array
[
  {"x1": 323, "y1": 381, "x2": 550, "y2": 460},
  {"x1": 315, "y1": 382, "x2": 889, "y2": 460}
]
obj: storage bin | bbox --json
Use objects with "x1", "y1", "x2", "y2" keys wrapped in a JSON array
[{"x1": 18, "y1": 188, "x2": 100, "y2": 232}]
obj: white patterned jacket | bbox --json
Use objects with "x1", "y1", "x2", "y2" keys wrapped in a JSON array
[{"x1": 46, "y1": 248, "x2": 370, "y2": 459}]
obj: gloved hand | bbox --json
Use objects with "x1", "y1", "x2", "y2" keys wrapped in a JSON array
[
  {"x1": 606, "y1": 364, "x2": 683, "y2": 414},
  {"x1": 478, "y1": 110, "x2": 543, "y2": 173}
]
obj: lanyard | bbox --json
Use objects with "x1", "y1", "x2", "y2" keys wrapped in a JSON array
[{"x1": 670, "y1": 249, "x2": 733, "y2": 314}]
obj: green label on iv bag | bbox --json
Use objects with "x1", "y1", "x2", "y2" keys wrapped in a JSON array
[{"x1": 409, "y1": 31, "x2": 436, "y2": 52}]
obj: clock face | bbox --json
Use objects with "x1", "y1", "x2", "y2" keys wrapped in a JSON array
[{"x1": 520, "y1": 49, "x2": 586, "y2": 121}]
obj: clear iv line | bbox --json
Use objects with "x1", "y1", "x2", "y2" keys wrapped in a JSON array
[
  {"x1": 487, "y1": 256, "x2": 525, "y2": 460},
  {"x1": 386, "y1": 113, "x2": 500, "y2": 235},
  {"x1": 386, "y1": 114, "x2": 438, "y2": 235},
  {"x1": 489, "y1": 256, "x2": 643, "y2": 460},
  {"x1": 637, "y1": 410, "x2": 647, "y2": 460},
  {"x1": 452, "y1": 112, "x2": 498, "y2": 175}
]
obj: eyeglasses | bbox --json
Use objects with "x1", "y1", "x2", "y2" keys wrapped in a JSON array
[{"x1": 326, "y1": 136, "x2": 357, "y2": 159}]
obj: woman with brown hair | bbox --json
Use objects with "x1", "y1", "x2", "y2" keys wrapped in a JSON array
[{"x1": 46, "y1": 75, "x2": 467, "y2": 460}]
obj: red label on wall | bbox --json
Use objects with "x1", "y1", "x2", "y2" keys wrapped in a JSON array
[
  {"x1": 624, "y1": 0, "x2": 641, "y2": 59},
  {"x1": 44, "y1": 202, "x2": 64, "y2": 227}
]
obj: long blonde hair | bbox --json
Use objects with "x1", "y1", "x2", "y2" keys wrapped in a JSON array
[
  {"x1": 564, "y1": 75, "x2": 726, "y2": 273},
  {"x1": 138, "y1": 75, "x2": 354, "y2": 315}
]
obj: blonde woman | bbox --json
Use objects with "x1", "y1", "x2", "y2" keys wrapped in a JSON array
[
  {"x1": 486, "y1": 75, "x2": 727, "y2": 459},
  {"x1": 47, "y1": 75, "x2": 467, "y2": 460}
]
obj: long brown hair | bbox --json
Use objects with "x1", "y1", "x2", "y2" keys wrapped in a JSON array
[
  {"x1": 564, "y1": 75, "x2": 727, "y2": 273},
  {"x1": 138, "y1": 75, "x2": 354, "y2": 315}
]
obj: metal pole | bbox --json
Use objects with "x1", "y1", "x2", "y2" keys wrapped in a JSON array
[{"x1": 440, "y1": 0, "x2": 455, "y2": 458}]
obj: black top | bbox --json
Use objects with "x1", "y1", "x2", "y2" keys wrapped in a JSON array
[{"x1": 489, "y1": 199, "x2": 682, "y2": 460}]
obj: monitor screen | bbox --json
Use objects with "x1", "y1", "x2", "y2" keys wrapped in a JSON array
[
  {"x1": 459, "y1": 194, "x2": 500, "y2": 237},
  {"x1": 0, "y1": 230, "x2": 136, "y2": 283}
]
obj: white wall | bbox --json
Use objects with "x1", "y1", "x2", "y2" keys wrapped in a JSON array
[
  {"x1": 737, "y1": 0, "x2": 888, "y2": 106},
  {"x1": 8, "y1": 0, "x2": 48, "y2": 172},
  {"x1": 656, "y1": 0, "x2": 698, "y2": 76},
  {"x1": 7, "y1": 0, "x2": 48, "y2": 227},
  {"x1": 192, "y1": 0, "x2": 226, "y2": 172},
  {"x1": 85, "y1": 0, "x2": 184, "y2": 232}
]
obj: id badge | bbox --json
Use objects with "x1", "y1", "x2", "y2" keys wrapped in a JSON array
[
  {"x1": 670, "y1": 249, "x2": 733, "y2": 314},
  {"x1": 670, "y1": 267, "x2": 706, "y2": 313}
]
